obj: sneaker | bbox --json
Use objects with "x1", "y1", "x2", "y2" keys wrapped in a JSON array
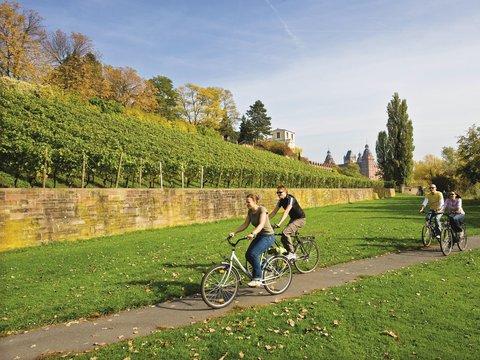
[
  {"x1": 247, "y1": 279, "x2": 262, "y2": 287},
  {"x1": 285, "y1": 252, "x2": 298, "y2": 261}
]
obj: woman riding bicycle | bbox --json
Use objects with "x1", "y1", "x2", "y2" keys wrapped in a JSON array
[
  {"x1": 229, "y1": 193, "x2": 275, "y2": 288},
  {"x1": 441, "y1": 191, "x2": 465, "y2": 238},
  {"x1": 419, "y1": 184, "x2": 444, "y2": 239}
]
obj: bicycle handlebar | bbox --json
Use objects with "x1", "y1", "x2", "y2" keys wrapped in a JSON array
[
  {"x1": 420, "y1": 210, "x2": 444, "y2": 215},
  {"x1": 226, "y1": 235, "x2": 249, "y2": 247}
]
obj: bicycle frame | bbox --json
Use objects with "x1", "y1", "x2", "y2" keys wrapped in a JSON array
[
  {"x1": 225, "y1": 237, "x2": 287, "y2": 284},
  {"x1": 425, "y1": 210, "x2": 442, "y2": 224},
  {"x1": 441, "y1": 215, "x2": 461, "y2": 241},
  {"x1": 273, "y1": 231, "x2": 303, "y2": 250},
  {"x1": 425, "y1": 211, "x2": 443, "y2": 235},
  {"x1": 216, "y1": 237, "x2": 251, "y2": 285},
  {"x1": 224, "y1": 248, "x2": 251, "y2": 279},
  {"x1": 273, "y1": 230, "x2": 320, "y2": 273}
]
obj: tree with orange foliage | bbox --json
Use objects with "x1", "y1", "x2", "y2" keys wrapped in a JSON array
[
  {"x1": 43, "y1": 30, "x2": 109, "y2": 98},
  {"x1": 46, "y1": 52, "x2": 108, "y2": 98},
  {"x1": 0, "y1": 1, "x2": 47, "y2": 81},
  {"x1": 103, "y1": 65, "x2": 157, "y2": 111}
]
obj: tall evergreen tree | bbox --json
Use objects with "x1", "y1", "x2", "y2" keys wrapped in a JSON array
[
  {"x1": 375, "y1": 130, "x2": 390, "y2": 180},
  {"x1": 376, "y1": 93, "x2": 414, "y2": 186},
  {"x1": 245, "y1": 100, "x2": 272, "y2": 142},
  {"x1": 238, "y1": 115, "x2": 255, "y2": 144}
]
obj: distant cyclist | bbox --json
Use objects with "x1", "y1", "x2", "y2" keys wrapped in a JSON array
[
  {"x1": 269, "y1": 185, "x2": 306, "y2": 260},
  {"x1": 419, "y1": 184, "x2": 444, "y2": 239},
  {"x1": 441, "y1": 191, "x2": 465, "y2": 238}
]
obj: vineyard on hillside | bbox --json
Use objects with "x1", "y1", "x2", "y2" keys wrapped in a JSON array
[{"x1": 0, "y1": 77, "x2": 381, "y2": 189}]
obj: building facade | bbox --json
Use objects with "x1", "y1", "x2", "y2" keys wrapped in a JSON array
[
  {"x1": 271, "y1": 128, "x2": 296, "y2": 148},
  {"x1": 322, "y1": 145, "x2": 380, "y2": 180},
  {"x1": 356, "y1": 145, "x2": 379, "y2": 179}
]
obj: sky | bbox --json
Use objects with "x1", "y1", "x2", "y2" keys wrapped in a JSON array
[{"x1": 17, "y1": 0, "x2": 480, "y2": 164}]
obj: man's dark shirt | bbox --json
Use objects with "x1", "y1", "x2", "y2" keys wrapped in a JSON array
[{"x1": 277, "y1": 194, "x2": 305, "y2": 221}]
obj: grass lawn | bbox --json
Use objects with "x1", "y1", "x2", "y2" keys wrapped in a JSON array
[
  {"x1": 48, "y1": 248, "x2": 480, "y2": 360},
  {"x1": 1, "y1": 195, "x2": 479, "y2": 335}
]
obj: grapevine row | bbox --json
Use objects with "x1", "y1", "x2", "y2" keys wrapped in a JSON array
[{"x1": 0, "y1": 78, "x2": 381, "y2": 189}]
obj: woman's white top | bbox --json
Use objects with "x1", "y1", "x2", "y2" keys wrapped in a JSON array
[{"x1": 441, "y1": 198, "x2": 465, "y2": 215}]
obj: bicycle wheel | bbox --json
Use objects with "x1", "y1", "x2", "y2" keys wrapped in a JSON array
[
  {"x1": 294, "y1": 239, "x2": 320, "y2": 273},
  {"x1": 440, "y1": 228, "x2": 453, "y2": 256},
  {"x1": 457, "y1": 224, "x2": 468, "y2": 251},
  {"x1": 421, "y1": 224, "x2": 432, "y2": 247},
  {"x1": 201, "y1": 264, "x2": 240, "y2": 308},
  {"x1": 262, "y1": 255, "x2": 292, "y2": 295}
]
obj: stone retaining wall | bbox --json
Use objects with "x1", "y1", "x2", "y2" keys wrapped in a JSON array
[{"x1": 0, "y1": 187, "x2": 394, "y2": 251}]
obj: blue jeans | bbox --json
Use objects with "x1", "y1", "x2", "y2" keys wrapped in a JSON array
[
  {"x1": 245, "y1": 234, "x2": 275, "y2": 280},
  {"x1": 426, "y1": 210, "x2": 442, "y2": 236},
  {"x1": 449, "y1": 213, "x2": 465, "y2": 233}
]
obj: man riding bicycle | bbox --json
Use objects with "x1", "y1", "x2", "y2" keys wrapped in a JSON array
[
  {"x1": 419, "y1": 184, "x2": 444, "y2": 239},
  {"x1": 269, "y1": 185, "x2": 306, "y2": 260}
]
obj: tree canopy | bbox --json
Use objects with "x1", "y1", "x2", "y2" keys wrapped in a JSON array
[
  {"x1": 457, "y1": 124, "x2": 480, "y2": 184},
  {"x1": 149, "y1": 75, "x2": 178, "y2": 121},
  {"x1": 337, "y1": 162, "x2": 363, "y2": 178},
  {"x1": 0, "y1": 1, "x2": 46, "y2": 80},
  {"x1": 238, "y1": 115, "x2": 255, "y2": 144}
]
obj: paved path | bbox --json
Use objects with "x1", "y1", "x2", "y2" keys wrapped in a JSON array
[{"x1": 1, "y1": 236, "x2": 479, "y2": 360}]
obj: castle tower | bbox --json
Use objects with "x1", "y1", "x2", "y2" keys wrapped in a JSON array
[
  {"x1": 343, "y1": 150, "x2": 356, "y2": 164},
  {"x1": 324, "y1": 150, "x2": 335, "y2": 165},
  {"x1": 358, "y1": 144, "x2": 379, "y2": 179}
]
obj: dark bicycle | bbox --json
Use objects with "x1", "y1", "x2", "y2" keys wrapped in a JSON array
[
  {"x1": 439, "y1": 216, "x2": 468, "y2": 256},
  {"x1": 421, "y1": 210, "x2": 442, "y2": 247},
  {"x1": 273, "y1": 230, "x2": 320, "y2": 273}
]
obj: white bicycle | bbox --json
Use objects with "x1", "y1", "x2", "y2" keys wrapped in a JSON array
[{"x1": 200, "y1": 235, "x2": 292, "y2": 309}]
